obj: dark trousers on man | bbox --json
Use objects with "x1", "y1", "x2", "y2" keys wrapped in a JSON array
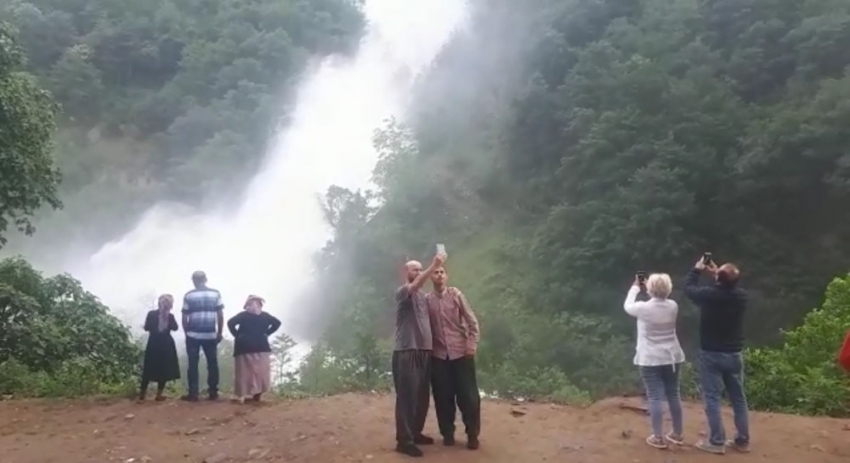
[
  {"x1": 186, "y1": 337, "x2": 219, "y2": 398},
  {"x1": 431, "y1": 355, "x2": 480, "y2": 439},
  {"x1": 392, "y1": 350, "x2": 432, "y2": 445}
]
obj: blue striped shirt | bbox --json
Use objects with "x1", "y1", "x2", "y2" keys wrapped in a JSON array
[{"x1": 182, "y1": 287, "x2": 224, "y2": 340}]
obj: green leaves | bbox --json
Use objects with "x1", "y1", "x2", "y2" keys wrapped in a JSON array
[{"x1": 0, "y1": 22, "x2": 61, "y2": 247}]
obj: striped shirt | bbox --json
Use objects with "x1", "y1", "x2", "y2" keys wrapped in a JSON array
[{"x1": 182, "y1": 287, "x2": 224, "y2": 340}]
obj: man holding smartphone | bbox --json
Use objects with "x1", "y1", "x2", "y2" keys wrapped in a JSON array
[
  {"x1": 426, "y1": 265, "x2": 481, "y2": 450},
  {"x1": 393, "y1": 251, "x2": 446, "y2": 457},
  {"x1": 684, "y1": 253, "x2": 750, "y2": 455}
]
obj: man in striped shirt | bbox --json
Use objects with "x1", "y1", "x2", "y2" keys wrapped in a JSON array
[
  {"x1": 181, "y1": 270, "x2": 224, "y2": 402},
  {"x1": 426, "y1": 266, "x2": 481, "y2": 450}
]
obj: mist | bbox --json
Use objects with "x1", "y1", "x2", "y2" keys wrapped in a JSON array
[{"x1": 43, "y1": 0, "x2": 470, "y2": 343}]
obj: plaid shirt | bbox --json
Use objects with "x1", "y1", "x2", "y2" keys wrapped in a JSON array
[
  {"x1": 426, "y1": 287, "x2": 480, "y2": 360},
  {"x1": 182, "y1": 287, "x2": 224, "y2": 340}
]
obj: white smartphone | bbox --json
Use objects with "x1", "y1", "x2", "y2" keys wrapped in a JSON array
[{"x1": 436, "y1": 243, "x2": 446, "y2": 255}]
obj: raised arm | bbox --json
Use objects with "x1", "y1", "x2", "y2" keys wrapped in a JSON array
[
  {"x1": 623, "y1": 285, "x2": 643, "y2": 317},
  {"x1": 399, "y1": 254, "x2": 446, "y2": 297},
  {"x1": 455, "y1": 289, "x2": 480, "y2": 355},
  {"x1": 683, "y1": 268, "x2": 712, "y2": 304},
  {"x1": 266, "y1": 313, "x2": 282, "y2": 336}
]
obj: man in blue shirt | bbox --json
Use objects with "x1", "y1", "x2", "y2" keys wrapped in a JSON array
[{"x1": 181, "y1": 270, "x2": 224, "y2": 401}]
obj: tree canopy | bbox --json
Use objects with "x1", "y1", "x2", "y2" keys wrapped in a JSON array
[{"x1": 0, "y1": 21, "x2": 61, "y2": 247}]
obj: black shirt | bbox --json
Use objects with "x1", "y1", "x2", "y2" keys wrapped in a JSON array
[
  {"x1": 226, "y1": 311, "x2": 282, "y2": 356},
  {"x1": 683, "y1": 268, "x2": 747, "y2": 352}
]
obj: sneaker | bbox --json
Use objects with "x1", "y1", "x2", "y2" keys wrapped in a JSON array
[
  {"x1": 695, "y1": 439, "x2": 726, "y2": 454},
  {"x1": 180, "y1": 395, "x2": 199, "y2": 402},
  {"x1": 646, "y1": 435, "x2": 668, "y2": 450},
  {"x1": 725, "y1": 440, "x2": 751, "y2": 453},
  {"x1": 443, "y1": 435, "x2": 455, "y2": 446},
  {"x1": 466, "y1": 436, "x2": 480, "y2": 450},
  {"x1": 208, "y1": 392, "x2": 219, "y2": 401},
  {"x1": 665, "y1": 432, "x2": 684, "y2": 446},
  {"x1": 413, "y1": 435, "x2": 434, "y2": 445},
  {"x1": 395, "y1": 443, "x2": 423, "y2": 457}
]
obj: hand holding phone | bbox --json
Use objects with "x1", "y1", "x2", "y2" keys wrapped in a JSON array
[
  {"x1": 436, "y1": 243, "x2": 446, "y2": 255},
  {"x1": 702, "y1": 252, "x2": 713, "y2": 265}
]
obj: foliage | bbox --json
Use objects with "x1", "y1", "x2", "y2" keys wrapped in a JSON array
[
  {"x1": 0, "y1": 0, "x2": 366, "y2": 256},
  {"x1": 302, "y1": 0, "x2": 850, "y2": 411},
  {"x1": 744, "y1": 274, "x2": 850, "y2": 416},
  {"x1": 0, "y1": 256, "x2": 140, "y2": 396},
  {"x1": 0, "y1": 21, "x2": 61, "y2": 247}
]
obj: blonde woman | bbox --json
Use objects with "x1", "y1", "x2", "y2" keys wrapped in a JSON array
[
  {"x1": 227, "y1": 295, "x2": 281, "y2": 403},
  {"x1": 624, "y1": 273, "x2": 686, "y2": 449}
]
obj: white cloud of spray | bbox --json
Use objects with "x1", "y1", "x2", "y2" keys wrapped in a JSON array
[{"x1": 68, "y1": 0, "x2": 468, "y2": 355}]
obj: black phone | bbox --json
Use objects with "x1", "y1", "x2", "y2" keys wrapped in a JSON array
[
  {"x1": 636, "y1": 271, "x2": 647, "y2": 283},
  {"x1": 702, "y1": 252, "x2": 713, "y2": 265}
]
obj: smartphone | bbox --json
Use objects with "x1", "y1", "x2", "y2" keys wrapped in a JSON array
[
  {"x1": 436, "y1": 243, "x2": 446, "y2": 255},
  {"x1": 702, "y1": 252, "x2": 713, "y2": 265},
  {"x1": 636, "y1": 271, "x2": 647, "y2": 282}
]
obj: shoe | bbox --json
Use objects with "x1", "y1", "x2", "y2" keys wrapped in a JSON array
[
  {"x1": 695, "y1": 439, "x2": 726, "y2": 454},
  {"x1": 645, "y1": 435, "x2": 667, "y2": 450},
  {"x1": 395, "y1": 443, "x2": 423, "y2": 457},
  {"x1": 466, "y1": 436, "x2": 480, "y2": 450},
  {"x1": 413, "y1": 435, "x2": 434, "y2": 445},
  {"x1": 725, "y1": 440, "x2": 751, "y2": 453},
  {"x1": 154, "y1": 395, "x2": 166, "y2": 402},
  {"x1": 180, "y1": 395, "x2": 199, "y2": 402},
  {"x1": 208, "y1": 392, "x2": 219, "y2": 401},
  {"x1": 443, "y1": 435, "x2": 455, "y2": 446},
  {"x1": 665, "y1": 432, "x2": 684, "y2": 445}
]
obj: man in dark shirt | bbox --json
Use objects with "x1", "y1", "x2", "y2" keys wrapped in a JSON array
[
  {"x1": 684, "y1": 257, "x2": 749, "y2": 455},
  {"x1": 393, "y1": 252, "x2": 446, "y2": 457}
]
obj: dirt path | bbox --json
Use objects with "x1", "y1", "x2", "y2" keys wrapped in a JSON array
[{"x1": 0, "y1": 394, "x2": 848, "y2": 463}]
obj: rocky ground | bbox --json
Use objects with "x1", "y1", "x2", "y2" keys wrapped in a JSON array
[{"x1": 1, "y1": 394, "x2": 848, "y2": 462}]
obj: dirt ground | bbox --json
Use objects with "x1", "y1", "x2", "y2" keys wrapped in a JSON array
[{"x1": 0, "y1": 394, "x2": 848, "y2": 463}]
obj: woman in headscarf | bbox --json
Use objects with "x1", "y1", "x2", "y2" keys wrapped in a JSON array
[
  {"x1": 227, "y1": 295, "x2": 282, "y2": 403},
  {"x1": 140, "y1": 294, "x2": 181, "y2": 401}
]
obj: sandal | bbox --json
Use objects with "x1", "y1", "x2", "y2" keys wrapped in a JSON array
[
  {"x1": 646, "y1": 435, "x2": 668, "y2": 449},
  {"x1": 665, "y1": 432, "x2": 684, "y2": 445}
]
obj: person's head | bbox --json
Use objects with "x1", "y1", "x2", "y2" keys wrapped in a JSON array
[
  {"x1": 431, "y1": 266, "x2": 447, "y2": 289},
  {"x1": 191, "y1": 270, "x2": 207, "y2": 289},
  {"x1": 244, "y1": 294, "x2": 265, "y2": 314},
  {"x1": 404, "y1": 260, "x2": 423, "y2": 283},
  {"x1": 715, "y1": 263, "x2": 740, "y2": 288},
  {"x1": 646, "y1": 273, "x2": 673, "y2": 299},
  {"x1": 158, "y1": 294, "x2": 174, "y2": 311}
]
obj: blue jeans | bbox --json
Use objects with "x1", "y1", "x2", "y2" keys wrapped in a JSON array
[
  {"x1": 639, "y1": 364, "x2": 683, "y2": 438},
  {"x1": 698, "y1": 350, "x2": 749, "y2": 446},
  {"x1": 186, "y1": 337, "x2": 219, "y2": 397}
]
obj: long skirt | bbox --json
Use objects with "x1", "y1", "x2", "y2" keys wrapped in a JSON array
[{"x1": 234, "y1": 352, "x2": 272, "y2": 397}]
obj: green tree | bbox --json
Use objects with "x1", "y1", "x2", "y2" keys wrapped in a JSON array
[{"x1": 0, "y1": 22, "x2": 61, "y2": 247}]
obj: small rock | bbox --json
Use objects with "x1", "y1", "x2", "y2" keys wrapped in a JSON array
[
  {"x1": 510, "y1": 408, "x2": 526, "y2": 417},
  {"x1": 124, "y1": 459, "x2": 136, "y2": 463},
  {"x1": 124, "y1": 414, "x2": 135, "y2": 421},
  {"x1": 810, "y1": 444, "x2": 825, "y2": 452},
  {"x1": 842, "y1": 423, "x2": 850, "y2": 431},
  {"x1": 247, "y1": 448, "x2": 270, "y2": 459},
  {"x1": 818, "y1": 430, "x2": 829, "y2": 437},
  {"x1": 185, "y1": 428, "x2": 201, "y2": 436},
  {"x1": 204, "y1": 453, "x2": 227, "y2": 463},
  {"x1": 141, "y1": 457, "x2": 152, "y2": 463},
  {"x1": 621, "y1": 429, "x2": 633, "y2": 439},
  {"x1": 366, "y1": 455, "x2": 373, "y2": 460}
]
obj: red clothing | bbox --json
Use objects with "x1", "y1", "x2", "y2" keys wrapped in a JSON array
[{"x1": 426, "y1": 287, "x2": 480, "y2": 360}]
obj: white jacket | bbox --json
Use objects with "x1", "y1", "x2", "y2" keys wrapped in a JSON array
[{"x1": 623, "y1": 286, "x2": 686, "y2": 367}]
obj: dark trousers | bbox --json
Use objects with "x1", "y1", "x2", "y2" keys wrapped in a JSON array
[
  {"x1": 186, "y1": 337, "x2": 219, "y2": 397},
  {"x1": 431, "y1": 356, "x2": 480, "y2": 439},
  {"x1": 392, "y1": 350, "x2": 431, "y2": 445}
]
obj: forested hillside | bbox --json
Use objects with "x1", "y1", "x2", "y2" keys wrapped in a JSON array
[
  {"x1": 2, "y1": 0, "x2": 850, "y2": 416},
  {"x1": 0, "y1": 0, "x2": 364, "y2": 257},
  {"x1": 304, "y1": 0, "x2": 850, "y2": 410}
]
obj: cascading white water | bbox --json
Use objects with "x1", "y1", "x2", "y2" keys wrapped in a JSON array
[{"x1": 69, "y1": 0, "x2": 468, "y2": 349}]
